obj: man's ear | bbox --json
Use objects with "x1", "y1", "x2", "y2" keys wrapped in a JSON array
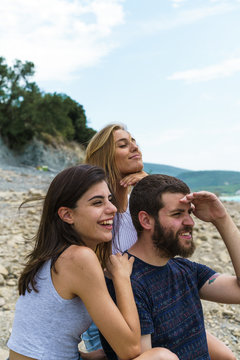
[
  {"x1": 58, "y1": 207, "x2": 74, "y2": 224},
  {"x1": 138, "y1": 211, "x2": 154, "y2": 230}
]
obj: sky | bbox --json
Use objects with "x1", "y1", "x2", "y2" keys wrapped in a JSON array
[{"x1": 1, "y1": 0, "x2": 240, "y2": 172}]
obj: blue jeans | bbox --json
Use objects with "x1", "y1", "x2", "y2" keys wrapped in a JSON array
[{"x1": 82, "y1": 322, "x2": 102, "y2": 351}]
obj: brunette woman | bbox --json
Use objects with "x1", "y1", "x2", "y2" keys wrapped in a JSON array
[{"x1": 8, "y1": 164, "x2": 176, "y2": 360}]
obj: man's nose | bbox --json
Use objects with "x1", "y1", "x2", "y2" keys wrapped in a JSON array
[{"x1": 183, "y1": 214, "x2": 195, "y2": 226}]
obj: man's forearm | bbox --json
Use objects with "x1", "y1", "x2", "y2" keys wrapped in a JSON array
[{"x1": 214, "y1": 213, "x2": 240, "y2": 285}]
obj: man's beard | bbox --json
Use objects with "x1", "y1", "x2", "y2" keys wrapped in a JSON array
[{"x1": 152, "y1": 218, "x2": 195, "y2": 258}]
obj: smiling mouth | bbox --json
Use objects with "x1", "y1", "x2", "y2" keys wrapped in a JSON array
[
  {"x1": 98, "y1": 219, "x2": 114, "y2": 230},
  {"x1": 129, "y1": 154, "x2": 141, "y2": 159},
  {"x1": 179, "y1": 231, "x2": 192, "y2": 240},
  {"x1": 99, "y1": 219, "x2": 113, "y2": 225}
]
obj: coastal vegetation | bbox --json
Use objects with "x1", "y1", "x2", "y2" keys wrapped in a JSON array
[{"x1": 0, "y1": 56, "x2": 96, "y2": 150}]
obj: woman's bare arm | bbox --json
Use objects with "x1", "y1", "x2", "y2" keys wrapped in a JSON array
[{"x1": 63, "y1": 247, "x2": 141, "y2": 360}]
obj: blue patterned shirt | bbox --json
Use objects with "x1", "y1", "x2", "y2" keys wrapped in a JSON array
[{"x1": 102, "y1": 254, "x2": 216, "y2": 360}]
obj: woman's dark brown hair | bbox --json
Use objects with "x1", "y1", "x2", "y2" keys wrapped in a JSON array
[{"x1": 18, "y1": 164, "x2": 114, "y2": 295}]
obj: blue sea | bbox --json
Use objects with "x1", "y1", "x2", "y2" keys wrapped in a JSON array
[{"x1": 220, "y1": 195, "x2": 240, "y2": 203}]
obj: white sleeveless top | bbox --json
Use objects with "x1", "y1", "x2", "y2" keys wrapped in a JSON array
[
  {"x1": 8, "y1": 260, "x2": 92, "y2": 360},
  {"x1": 112, "y1": 203, "x2": 137, "y2": 254}
]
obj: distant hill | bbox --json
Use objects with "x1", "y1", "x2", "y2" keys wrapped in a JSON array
[
  {"x1": 143, "y1": 162, "x2": 191, "y2": 177},
  {"x1": 178, "y1": 170, "x2": 240, "y2": 195},
  {"x1": 143, "y1": 163, "x2": 240, "y2": 195}
]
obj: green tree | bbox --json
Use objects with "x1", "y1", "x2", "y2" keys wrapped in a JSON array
[
  {"x1": 34, "y1": 93, "x2": 75, "y2": 140},
  {"x1": 0, "y1": 56, "x2": 96, "y2": 149},
  {"x1": 0, "y1": 57, "x2": 38, "y2": 147},
  {"x1": 62, "y1": 95, "x2": 96, "y2": 145}
]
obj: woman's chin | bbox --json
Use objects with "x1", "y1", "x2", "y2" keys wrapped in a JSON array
[{"x1": 128, "y1": 164, "x2": 144, "y2": 174}]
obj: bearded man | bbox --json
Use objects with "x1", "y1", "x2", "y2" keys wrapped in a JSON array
[{"x1": 101, "y1": 174, "x2": 240, "y2": 360}]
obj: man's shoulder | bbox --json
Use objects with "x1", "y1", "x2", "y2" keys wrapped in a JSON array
[
  {"x1": 129, "y1": 254, "x2": 196, "y2": 271},
  {"x1": 129, "y1": 256, "x2": 211, "y2": 282},
  {"x1": 172, "y1": 257, "x2": 214, "y2": 271},
  {"x1": 125, "y1": 252, "x2": 154, "y2": 276},
  {"x1": 171, "y1": 256, "x2": 205, "y2": 269},
  {"x1": 171, "y1": 257, "x2": 195, "y2": 268}
]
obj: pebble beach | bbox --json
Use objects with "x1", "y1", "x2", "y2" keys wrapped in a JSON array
[{"x1": 0, "y1": 165, "x2": 240, "y2": 359}]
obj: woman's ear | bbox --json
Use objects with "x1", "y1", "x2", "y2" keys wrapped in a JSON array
[
  {"x1": 58, "y1": 207, "x2": 74, "y2": 224},
  {"x1": 138, "y1": 211, "x2": 154, "y2": 230}
]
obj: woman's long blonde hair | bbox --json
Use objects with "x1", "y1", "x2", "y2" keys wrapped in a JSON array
[{"x1": 85, "y1": 123, "x2": 126, "y2": 194}]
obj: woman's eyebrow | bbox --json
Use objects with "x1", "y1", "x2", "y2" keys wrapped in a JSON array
[
  {"x1": 115, "y1": 138, "x2": 129, "y2": 143},
  {"x1": 88, "y1": 195, "x2": 104, "y2": 201}
]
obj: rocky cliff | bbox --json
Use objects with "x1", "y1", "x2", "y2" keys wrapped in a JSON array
[{"x1": 0, "y1": 136, "x2": 85, "y2": 171}]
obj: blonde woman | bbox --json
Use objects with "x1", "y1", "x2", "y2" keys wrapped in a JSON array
[{"x1": 82, "y1": 123, "x2": 236, "y2": 360}]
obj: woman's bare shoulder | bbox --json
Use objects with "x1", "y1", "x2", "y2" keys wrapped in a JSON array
[{"x1": 61, "y1": 245, "x2": 100, "y2": 271}]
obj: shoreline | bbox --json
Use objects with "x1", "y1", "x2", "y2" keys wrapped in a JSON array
[{"x1": 220, "y1": 195, "x2": 240, "y2": 202}]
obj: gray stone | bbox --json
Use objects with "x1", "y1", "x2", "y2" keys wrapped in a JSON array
[
  {"x1": 219, "y1": 251, "x2": 230, "y2": 263},
  {"x1": 0, "y1": 265, "x2": 8, "y2": 277},
  {"x1": 0, "y1": 274, "x2": 5, "y2": 286},
  {"x1": 0, "y1": 297, "x2": 6, "y2": 307}
]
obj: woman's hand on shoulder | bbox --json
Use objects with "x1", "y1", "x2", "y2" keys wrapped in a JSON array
[
  {"x1": 105, "y1": 252, "x2": 135, "y2": 280},
  {"x1": 65, "y1": 247, "x2": 140, "y2": 359},
  {"x1": 120, "y1": 171, "x2": 148, "y2": 188},
  {"x1": 60, "y1": 246, "x2": 140, "y2": 359}
]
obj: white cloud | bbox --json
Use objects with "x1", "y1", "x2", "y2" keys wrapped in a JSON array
[
  {"x1": 141, "y1": 3, "x2": 237, "y2": 33},
  {"x1": 169, "y1": 0, "x2": 186, "y2": 9},
  {"x1": 0, "y1": 0, "x2": 125, "y2": 81},
  {"x1": 168, "y1": 58, "x2": 240, "y2": 82}
]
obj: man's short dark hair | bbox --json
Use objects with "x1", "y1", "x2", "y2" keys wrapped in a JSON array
[{"x1": 129, "y1": 174, "x2": 190, "y2": 236}]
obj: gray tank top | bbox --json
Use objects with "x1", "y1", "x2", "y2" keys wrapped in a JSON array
[{"x1": 8, "y1": 260, "x2": 92, "y2": 359}]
